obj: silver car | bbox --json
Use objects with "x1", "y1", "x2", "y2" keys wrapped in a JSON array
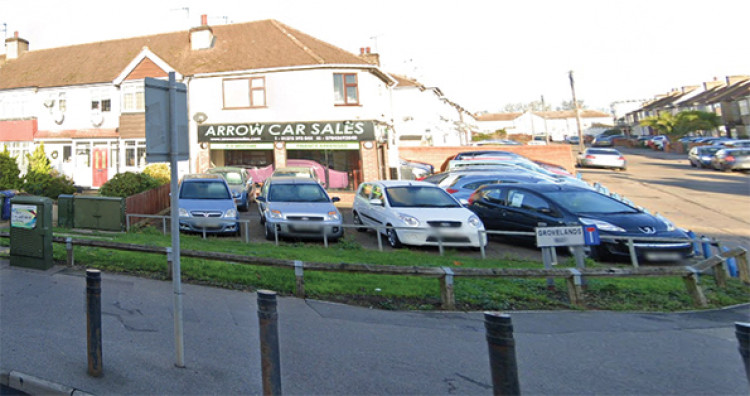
[
  {"x1": 256, "y1": 176, "x2": 343, "y2": 241},
  {"x1": 576, "y1": 148, "x2": 627, "y2": 170}
]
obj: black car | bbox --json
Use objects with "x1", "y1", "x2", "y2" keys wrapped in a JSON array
[{"x1": 467, "y1": 183, "x2": 693, "y2": 262}]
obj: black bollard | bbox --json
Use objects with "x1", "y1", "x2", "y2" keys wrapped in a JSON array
[
  {"x1": 736, "y1": 322, "x2": 750, "y2": 385},
  {"x1": 484, "y1": 312, "x2": 520, "y2": 396},
  {"x1": 86, "y1": 269, "x2": 103, "y2": 377},
  {"x1": 257, "y1": 290, "x2": 282, "y2": 396}
]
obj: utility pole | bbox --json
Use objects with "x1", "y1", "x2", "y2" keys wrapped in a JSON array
[
  {"x1": 541, "y1": 95, "x2": 550, "y2": 143},
  {"x1": 569, "y1": 71, "x2": 584, "y2": 152}
]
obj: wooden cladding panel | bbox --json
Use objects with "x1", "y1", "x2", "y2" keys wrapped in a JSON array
[
  {"x1": 119, "y1": 113, "x2": 146, "y2": 139},
  {"x1": 125, "y1": 58, "x2": 168, "y2": 80}
]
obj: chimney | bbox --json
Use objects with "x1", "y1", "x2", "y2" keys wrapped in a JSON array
[
  {"x1": 359, "y1": 46, "x2": 380, "y2": 66},
  {"x1": 726, "y1": 75, "x2": 750, "y2": 85},
  {"x1": 703, "y1": 80, "x2": 724, "y2": 90},
  {"x1": 5, "y1": 31, "x2": 29, "y2": 60},
  {"x1": 190, "y1": 14, "x2": 214, "y2": 50}
]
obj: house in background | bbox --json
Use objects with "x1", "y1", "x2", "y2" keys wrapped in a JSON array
[
  {"x1": 474, "y1": 110, "x2": 612, "y2": 141},
  {"x1": 0, "y1": 17, "x2": 399, "y2": 189}
]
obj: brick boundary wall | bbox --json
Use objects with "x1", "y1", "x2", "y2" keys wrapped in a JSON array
[{"x1": 399, "y1": 145, "x2": 577, "y2": 174}]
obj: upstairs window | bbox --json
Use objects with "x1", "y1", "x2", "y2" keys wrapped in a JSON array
[
  {"x1": 122, "y1": 85, "x2": 144, "y2": 112},
  {"x1": 333, "y1": 73, "x2": 358, "y2": 105},
  {"x1": 223, "y1": 77, "x2": 266, "y2": 109}
]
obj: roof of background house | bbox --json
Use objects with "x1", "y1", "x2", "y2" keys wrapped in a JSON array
[
  {"x1": 474, "y1": 112, "x2": 523, "y2": 122},
  {"x1": 475, "y1": 110, "x2": 610, "y2": 122},
  {"x1": 390, "y1": 74, "x2": 422, "y2": 88},
  {"x1": 0, "y1": 19, "x2": 374, "y2": 90}
]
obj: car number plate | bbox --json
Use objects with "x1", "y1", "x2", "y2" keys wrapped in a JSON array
[{"x1": 645, "y1": 252, "x2": 681, "y2": 261}]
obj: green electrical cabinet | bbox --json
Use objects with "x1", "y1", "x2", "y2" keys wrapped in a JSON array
[
  {"x1": 10, "y1": 195, "x2": 54, "y2": 270},
  {"x1": 57, "y1": 194, "x2": 74, "y2": 228},
  {"x1": 73, "y1": 196, "x2": 125, "y2": 231}
]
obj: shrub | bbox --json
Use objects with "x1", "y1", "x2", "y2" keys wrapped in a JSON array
[
  {"x1": 143, "y1": 163, "x2": 170, "y2": 185},
  {"x1": 99, "y1": 172, "x2": 160, "y2": 198},
  {"x1": 0, "y1": 149, "x2": 21, "y2": 190},
  {"x1": 26, "y1": 143, "x2": 52, "y2": 174},
  {"x1": 21, "y1": 170, "x2": 76, "y2": 199}
]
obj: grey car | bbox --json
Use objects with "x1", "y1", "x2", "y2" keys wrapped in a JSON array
[
  {"x1": 711, "y1": 148, "x2": 750, "y2": 172},
  {"x1": 256, "y1": 176, "x2": 343, "y2": 241},
  {"x1": 177, "y1": 174, "x2": 239, "y2": 236},
  {"x1": 576, "y1": 148, "x2": 627, "y2": 170}
]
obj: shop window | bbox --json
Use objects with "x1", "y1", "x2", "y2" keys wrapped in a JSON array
[
  {"x1": 333, "y1": 73, "x2": 358, "y2": 105},
  {"x1": 223, "y1": 77, "x2": 266, "y2": 108},
  {"x1": 63, "y1": 145, "x2": 72, "y2": 162}
]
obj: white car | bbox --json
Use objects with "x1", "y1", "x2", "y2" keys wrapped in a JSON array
[{"x1": 352, "y1": 180, "x2": 487, "y2": 249}]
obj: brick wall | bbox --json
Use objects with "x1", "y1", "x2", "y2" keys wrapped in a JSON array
[
  {"x1": 399, "y1": 145, "x2": 577, "y2": 173},
  {"x1": 361, "y1": 142, "x2": 379, "y2": 181}
]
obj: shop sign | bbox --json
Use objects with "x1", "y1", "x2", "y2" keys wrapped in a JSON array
[
  {"x1": 198, "y1": 121, "x2": 375, "y2": 143},
  {"x1": 285, "y1": 142, "x2": 360, "y2": 150},
  {"x1": 211, "y1": 143, "x2": 275, "y2": 150}
]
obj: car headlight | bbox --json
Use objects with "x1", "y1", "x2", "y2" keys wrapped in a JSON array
[
  {"x1": 398, "y1": 213, "x2": 420, "y2": 227},
  {"x1": 269, "y1": 209, "x2": 283, "y2": 219},
  {"x1": 178, "y1": 208, "x2": 189, "y2": 217},
  {"x1": 232, "y1": 191, "x2": 241, "y2": 198},
  {"x1": 468, "y1": 215, "x2": 483, "y2": 228},
  {"x1": 224, "y1": 208, "x2": 237, "y2": 218},
  {"x1": 327, "y1": 211, "x2": 341, "y2": 221},
  {"x1": 579, "y1": 217, "x2": 625, "y2": 232}
]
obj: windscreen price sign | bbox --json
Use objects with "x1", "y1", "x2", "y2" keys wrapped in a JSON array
[{"x1": 535, "y1": 226, "x2": 585, "y2": 247}]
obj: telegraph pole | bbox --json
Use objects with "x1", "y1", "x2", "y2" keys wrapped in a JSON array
[{"x1": 569, "y1": 71, "x2": 585, "y2": 152}]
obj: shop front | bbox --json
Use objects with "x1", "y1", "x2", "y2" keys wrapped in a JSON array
[{"x1": 197, "y1": 120, "x2": 385, "y2": 190}]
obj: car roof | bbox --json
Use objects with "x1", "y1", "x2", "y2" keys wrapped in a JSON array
[
  {"x1": 274, "y1": 166, "x2": 313, "y2": 172},
  {"x1": 478, "y1": 182, "x2": 589, "y2": 193},
  {"x1": 266, "y1": 176, "x2": 321, "y2": 185},
  {"x1": 207, "y1": 166, "x2": 246, "y2": 172},
  {"x1": 366, "y1": 180, "x2": 436, "y2": 188},
  {"x1": 182, "y1": 173, "x2": 226, "y2": 182}
]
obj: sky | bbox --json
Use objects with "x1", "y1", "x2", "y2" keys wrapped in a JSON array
[{"x1": 2, "y1": 0, "x2": 749, "y2": 114}]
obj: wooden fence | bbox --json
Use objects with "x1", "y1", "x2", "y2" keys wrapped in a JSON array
[
  {"x1": 1, "y1": 232, "x2": 744, "y2": 310},
  {"x1": 125, "y1": 184, "x2": 170, "y2": 215}
]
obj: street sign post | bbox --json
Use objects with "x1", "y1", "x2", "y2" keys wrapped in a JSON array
[{"x1": 144, "y1": 73, "x2": 188, "y2": 368}]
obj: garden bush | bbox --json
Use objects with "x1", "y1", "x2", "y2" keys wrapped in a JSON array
[
  {"x1": 0, "y1": 149, "x2": 21, "y2": 190},
  {"x1": 143, "y1": 163, "x2": 170, "y2": 185},
  {"x1": 21, "y1": 170, "x2": 76, "y2": 199},
  {"x1": 99, "y1": 172, "x2": 160, "y2": 198}
]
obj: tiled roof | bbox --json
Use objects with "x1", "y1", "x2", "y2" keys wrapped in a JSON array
[
  {"x1": 0, "y1": 19, "x2": 371, "y2": 90},
  {"x1": 390, "y1": 74, "x2": 422, "y2": 88},
  {"x1": 537, "y1": 110, "x2": 611, "y2": 119}
]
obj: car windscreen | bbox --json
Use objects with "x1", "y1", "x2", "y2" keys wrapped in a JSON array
[
  {"x1": 180, "y1": 181, "x2": 231, "y2": 199},
  {"x1": 269, "y1": 183, "x2": 329, "y2": 202},
  {"x1": 212, "y1": 171, "x2": 244, "y2": 185},
  {"x1": 587, "y1": 149, "x2": 619, "y2": 155},
  {"x1": 545, "y1": 190, "x2": 638, "y2": 215},
  {"x1": 385, "y1": 186, "x2": 461, "y2": 208}
]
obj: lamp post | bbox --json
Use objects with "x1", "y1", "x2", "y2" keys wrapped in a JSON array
[{"x1": 569, "y1": 71, "x2": 584, "y2": 152}]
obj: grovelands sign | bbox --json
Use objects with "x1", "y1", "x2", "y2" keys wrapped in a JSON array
[{"x1": 198, "y1": 121, "x2": 375, "y2": 143}]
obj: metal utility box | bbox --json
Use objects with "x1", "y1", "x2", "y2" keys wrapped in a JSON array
[
  {"x1": 57, "y1": 194, "x2": 74, "y2": 228},
  {"x1": 10, "y1": 195, "x2": 54, "y2": 270},
  {"x1": 73, "y1": 196, "x2": 125, "y2": 231}
]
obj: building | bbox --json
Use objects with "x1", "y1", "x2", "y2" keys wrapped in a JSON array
[
  {"x1": 475, "y1": 110, "x2": 612, "y2": 141},
  {"x1": 0, "y1": 17, "x2": 398, "y2": 190}
]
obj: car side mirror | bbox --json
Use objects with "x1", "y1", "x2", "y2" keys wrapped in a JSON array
[
  {"x1": 331, "y1": 197, "x2": 340, "y2": 203},
  {"x1": 256, "y1": 196, "x2": 266, "y2": 203},
  {"x1": 369, "y1": 198, "x2": 384, "y2": 206}
]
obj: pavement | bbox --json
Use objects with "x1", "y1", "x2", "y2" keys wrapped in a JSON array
[{"x1": 1, "y1": 258, "x2": 749, "y2": 395}]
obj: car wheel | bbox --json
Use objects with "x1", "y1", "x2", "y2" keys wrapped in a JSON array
[
  {"x1": 353, "y1": 212, "x2": 367, "y2": 232},
  {"x1": 620, "y1": 166, "x2": 627, "y2": 171},
  {"x1": 690, "y1": 162, "x2": 696, "y2": 168},
  {"x1": 386, "y1": 226, "x2": 402, "y2": 248},
  {"x1": 264, "y1": 224, "x2": 275, "y2": 241}
]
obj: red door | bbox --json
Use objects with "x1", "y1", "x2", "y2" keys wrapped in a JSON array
[{"x1": 92, "y1": 148, "x2": 108, "y2": 188}]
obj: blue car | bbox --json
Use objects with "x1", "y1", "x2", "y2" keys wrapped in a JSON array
[
  {"x1": 206, "y1": 167, "x2": 255, "y2": 212},
  {"x1": 177, "y1": 174, "x2": 240, "y2": 236},
  {"x1": 688, "y1": 145, "x2": 724, "y2": 168},
  {"x1": 468, "y1": 183, "x2": 693, "y2": 262}
]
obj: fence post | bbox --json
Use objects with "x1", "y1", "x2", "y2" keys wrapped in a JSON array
[
  {"x1": 566, "y1": 268, "x2": 584, "y2": 306},
  {"x1": 627, "y1": 238, "x2": 639, "y2": 268},
  {"x1": 735, "y1": 248, "x2": 750, "y2": 285},
  {"x1": 86, "y1": 269, "x2": 103, "y2": 377},
  {"x1": 376, "y1": 227, "x2": 383, "y2": 251},
  {"x1": 683, "y1": 269, "x2": 708, "y2": 308},
  {"x1": 162, "y1": 216, "x2": 167, "y2": 235},
  {"x1": 257, "y1": 290, "x2": 282, "y2": 396},
  {"x1": 736, "y1": 322, "x2": 750, "y2": 385},
  {"x1": 126, "y1": 215, "x2": 131, "y2": 232},
  {"x1": 713, "y1": 257, "x2": 728, "y2": 288},
  {"x1": 243, "y1": 221, "x2": 250, "y2": 244},
  {"x1": 323, "y1": 226, "x2": 329, "y2": 248},
  {"x1": 484, "y1": 312, "x2": 521, "y2": 396},
  {"x1": 572, "y1": 246, "x2": 587, "y2": 288},
  {"x1": 294, "y1": 260, "x2": 305, "y2": 298},
  {"x1": 479, "y1": 230, "x2": 486, "y2": 259},
  {"x1": 440, "y1": 267, "x2": 455, "y2": 310},
  {"x1": 66, "y1": 237, "x2": 74, "y2": 266},
  {"x1": 542, "y1": 247, "x2": 554, "y2": 290}
]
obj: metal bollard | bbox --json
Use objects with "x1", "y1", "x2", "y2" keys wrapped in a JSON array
[
  {"x1": 701, "y1": 236, "x2": 712, "y2": 259},
  {"x1": 86, "y1": 269, "x2": 103, "y2": 377},
  {"x1": 257, "y1": 290, "x2": 282, "y2": 396},
  {"x1": 66, "y1": 237, "x2": 74, "y2": 266},
  {"x1": 687, "y1": 230, "x2": 701, "y2": 256},
  {"x1": 736, "y1": 322, "x2": 750, "y2": 385},
  {"x1": 484, "y1": 312, "x2": 521, "y2": 396},
  {"x1": 721, "y1": 246, "x2": 739, "y2": 277}
]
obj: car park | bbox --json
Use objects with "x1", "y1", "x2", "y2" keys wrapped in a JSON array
[
  {"x1": 710, "y1": 148, "x2": 750, "y2": 172},
  {"x1": 576, "y1": 148, "x2": 627, "y2": 170},
  {"x1": 177, "y1": 174, "x2": 240, "y2": 236},
  {"x1": 352, "y1": 180, "x2": 487, "y2": 249},
  {"x1": 564, "y1": 135, "x2": 580, "y2": 145},
  {"x1": 466, "y1": 183, "x2": 693, "y2": 262},
  {"x1": 446, "y1": 159, "x2": 592, "y2": 189},
  {"x1": 688, "y1": 145, "x2": 724, "y2": 168},
  {"x1": 256, "y1": 176, "x2": 343, "y2": 241},
  {"x1": 206, "y1": 166, "x2": 255, "y2": 211},
  {"x1": 439, "y1": 150, "x2": 527, "y2": 172},
  {"x1": 722, "y1": 139, "x2": 750, "y2": 148}
]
